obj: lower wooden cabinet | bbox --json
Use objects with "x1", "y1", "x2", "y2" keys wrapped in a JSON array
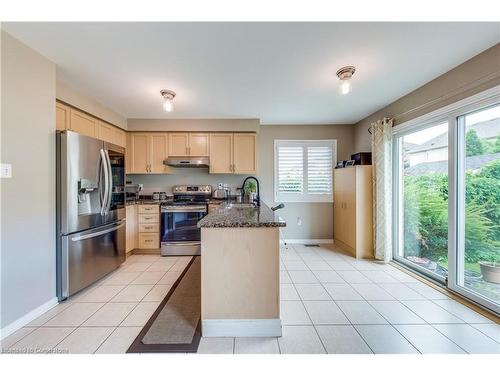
[
  {"x1": 126, "y1": 205, "x2": 137, "y2": 253},
  {"x1": 138, "y1": 233, "x2": 159, "y2": 249},
  {"x1": 137, "y1": 205, "x2": 160, "y2": 249}
]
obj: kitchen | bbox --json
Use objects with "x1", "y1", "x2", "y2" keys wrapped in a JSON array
[
  {"x1": 1, "y1": 20, "x2": 499, "y2": 360},
  {"x1": 55, "y1": 105, "x2": 287, "y2": 347}
]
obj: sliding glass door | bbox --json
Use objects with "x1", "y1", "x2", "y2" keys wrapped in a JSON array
[
  {"x1": 393, "y1": 121, "x2": 449, "y2": 282},
  {"x1": 393, "y1": 89, "x2": 500, "y2": 314},
  {"x1": 452, "y1": 104, "x2": 500, "y2": 312}
]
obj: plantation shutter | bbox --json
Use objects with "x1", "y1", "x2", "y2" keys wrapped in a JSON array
[
  {"x1": 278, "y1": 146, "x2": 304, "y2": 193},
  {"x1": 275, "y1": 140, "x2": 336, "y2": 202},
  {"x1": 307, "y1": 146, "x2": 333, "y2": 194}
]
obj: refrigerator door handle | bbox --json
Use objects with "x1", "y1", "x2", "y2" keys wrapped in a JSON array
[
  {"x1": 100, "y1": 149, "x2": 110, "y2": 216},
  {"x1": 71, "y1": 221, "x2": 126, "y2": 242},
  {"x1": 104, "y1": 149, "x2": 113, "y2": 215}
]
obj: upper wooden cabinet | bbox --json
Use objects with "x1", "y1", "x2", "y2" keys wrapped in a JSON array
[
  {"x1": 127, "y1": 133, "x2": 170, "y2": 174},
  {"x1": 169, "y1": 133, "x2": 190, "y2": 156},
  {"x1": 150, "y1": 134, "x2": 169, "y2": 173},
  {"x1": 56, "y1": 102, "x2": 70, "y2": 131},
  {"x1": 113, "y1": 127, "x2": 127, "y2": 148},
  {"x1": 208, "y1": 133, "x2": 257, "y2": 174},
  {"x1": 98, "y1": 121, "x2": 115, "y2": 144},
  {"x1": 128, "y1": 133, "x2": 150, "y2": 174},
  {"x1": 189, "y1": 133, "x2": 210, "y2": 156},
  {"x1": 70, "y1": 109, "x2": 98, "y2": 138},
  {"x1": 56, "y1": 102, "x2": 126, "y2": 148},
  {"x1": 126, "y1": 131, "x2": 256, "y2": 175},
  {"x1": 168, "y1": 132, "x2": 209, "y2": 156},
  {"x1": 209, "y1": 133, "x2": 233, "y2": 174},
  {"x1": 233, "y1": 133, "x2": 257, "y2": 174},
  {"x1": 98, "y1": 121, "x2": 126, "y2": 148}
]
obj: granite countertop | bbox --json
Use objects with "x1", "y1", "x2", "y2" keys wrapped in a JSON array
[
  {"x1": 198, "y1": 201, "x2": 286, "y2": 228},
  {"x1": 125, "y1": 199, "x2": 171, "y2": 206}
]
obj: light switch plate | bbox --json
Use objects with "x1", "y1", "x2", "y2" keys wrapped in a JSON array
[{"x1": 1, "y1": 163, "x2": 12, "y2": 178}]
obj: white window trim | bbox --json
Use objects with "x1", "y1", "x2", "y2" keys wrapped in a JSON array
[
  {"x1": 392, "y1": 84, "x2": 500, "y2": 314},
  {"x1": 274, "y1": 139, "x2": 337, "y2": 203}
]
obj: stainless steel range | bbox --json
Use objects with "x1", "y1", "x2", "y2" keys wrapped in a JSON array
[{"x1": 160, "y1": 185, "x2": 212, "y2": 256}]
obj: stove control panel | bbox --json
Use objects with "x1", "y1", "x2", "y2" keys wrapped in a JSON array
[{"x1": 173, "y1": 185, "x2": 212, "y2": 195}]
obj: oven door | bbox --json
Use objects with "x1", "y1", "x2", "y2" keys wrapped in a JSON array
[{"x1": 160, "y1": 205, "x2": 206, "y2": 256}]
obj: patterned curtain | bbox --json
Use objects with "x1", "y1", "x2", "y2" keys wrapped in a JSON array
[{"x1": 371, "y1": 118, "x2": 393, "y2": 262}]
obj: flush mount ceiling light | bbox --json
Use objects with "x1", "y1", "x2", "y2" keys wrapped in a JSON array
[
  {"x1": 336, "y1": 66, "x2": 356, "y2": 95},
  {"x1": 160, "y1": 89, "x2": 176, "y2": 112}
]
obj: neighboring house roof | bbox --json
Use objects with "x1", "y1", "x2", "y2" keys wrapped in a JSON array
[
  {"x1": 405, "y1": 152, "x2": 500, "y2": 176},
  {"x1": 407, "y1": 118, "x2": 500, "y2": 154}
]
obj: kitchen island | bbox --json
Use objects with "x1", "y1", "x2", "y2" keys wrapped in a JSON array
[{"x1": 197, "y1": 202, "x2": 285, "y2": 337}]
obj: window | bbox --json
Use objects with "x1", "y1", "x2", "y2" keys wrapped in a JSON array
[
  {"x1": 392, "y1": 85, "x2": 499, "y2": 314},
  {"x1": 274, "y1": 140, "x2": 336, "y2": 202}
]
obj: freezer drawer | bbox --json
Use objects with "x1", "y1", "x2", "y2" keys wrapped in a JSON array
[{"x1": 58, "y1": 220, "x2": 126, "y2": 300}]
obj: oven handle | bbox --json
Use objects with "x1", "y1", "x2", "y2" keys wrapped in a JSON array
[
  {"x1": 161, "y1": 207, "x2": 207, "y2": 213},
  {"x1": 162, "y1": 241, "x2": 201, "y2": 246}
]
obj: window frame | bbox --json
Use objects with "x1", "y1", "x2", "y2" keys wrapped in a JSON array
[
  {"x1": 274, "y1": 139, "x2": 337, "y2": 203},
  {"x1": 392, "y1": 84, "x2": 500, "y2": 314}
]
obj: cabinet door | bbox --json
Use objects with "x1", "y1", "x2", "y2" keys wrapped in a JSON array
[
  {"x1": 168, "y1": 133, "x2": 189, "y2": 156},
  {"x1": 233, "y1": 133, "x2": 257, "y2": 174},
  {"x1": 98, "y1": 121, "x2": 115, "y2": 144},
  {"x1": 69, "y1": 109, "x2": 98, "y2": 138},
  {"x1": 129, "y1": 133, "x2": 150, "y2": 173},
  {"x1": 113, "y1": 128, "x2": 127, "y2": 148},
  {"x1": 126, "y1": 205, "x2": 137, "y2": 253},
  {"x1": 209, "y1": 133, "x2": 233, "y2": 174},
  {"x1": 342, "y1": 168, "x2": 357, "y2": 249},
  {"x1": 56, "y1": 102, "x2": 70, "y2": 131},
  {"x1": 150, "y1": 134, "x2": 169, "y2": 173},
  {"x1": 333, "y1": 169, "x2": 345, "y2": 244},
  {"x1": 189, "y1": 133, "x2": 209, "y2": 156}
]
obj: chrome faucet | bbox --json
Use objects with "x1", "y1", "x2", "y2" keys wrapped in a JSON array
[{"x1": 241, "y1": 176, "x2": 260, "y2": 206}]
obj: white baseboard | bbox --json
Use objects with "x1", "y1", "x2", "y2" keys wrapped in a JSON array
[
  {"x1": 202, "y1": 319, "x2": 282, "y2": 337},
  {"x1": 0, "y1": 297, "x2": 58, "y2": 340},
  {"x1": 281, "y1": 239, "x2": 334, "y2": 245}
]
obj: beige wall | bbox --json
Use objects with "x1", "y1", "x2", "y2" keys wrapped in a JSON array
[
  {"x1": 353, "y1": 43, "x2": 500, "y2": 153},
  {"x1": 258, "y1": 124, "x2": 353, "y2": 240},
  {"x1": 127, "y1": 118, "x2": 259, "y2": 132},
  {"x1": 1, "y1": 31, "x2": 56, "y2": 331},
  {"x1": 57, "y1": 80, "x2": 127, "y2": 129}
]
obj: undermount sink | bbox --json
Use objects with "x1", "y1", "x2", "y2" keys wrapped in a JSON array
[{"x1": 228, "y1": 202, "x2": 257, "y2": 208}]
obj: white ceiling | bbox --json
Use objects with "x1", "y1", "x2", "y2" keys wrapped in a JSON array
[{"x1": 3, "y1": 22, "x2": 499, "y2": 124}]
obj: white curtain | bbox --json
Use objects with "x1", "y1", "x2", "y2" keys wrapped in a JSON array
[{"x1": 371, "y1": 118, "x2": 393, "y2": 262}]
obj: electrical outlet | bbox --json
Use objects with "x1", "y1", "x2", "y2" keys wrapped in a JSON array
[
  {"x1": 0, "y1": 164, "x2": 12, "y2": 178},
  {"x1": 297, "y1": 216, "x2": 302, "y2": 226}
]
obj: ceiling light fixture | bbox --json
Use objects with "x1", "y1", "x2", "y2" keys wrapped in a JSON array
[
  {"x1": 160, "y1": 89, "x2": 176, "y2": 112},
  {"x1": 336, "y1": 66, "x2": 356, "y2": 95}
]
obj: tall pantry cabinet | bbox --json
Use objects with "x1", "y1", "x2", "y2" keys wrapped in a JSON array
[{"x1": 333, "y1": 165, "x2": 374, "y2": 259}]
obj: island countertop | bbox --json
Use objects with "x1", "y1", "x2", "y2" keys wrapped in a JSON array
[{"x1": 197, "y1": 201, "x2": 286, "y2": 228}]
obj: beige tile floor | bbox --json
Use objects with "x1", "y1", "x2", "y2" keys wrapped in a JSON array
[
  {"x1": 1, "y1": 245, "x2": 499, "y2": 354},
  {"x1": 0, "y1": 254, "x2": 187, "y2": 354}
]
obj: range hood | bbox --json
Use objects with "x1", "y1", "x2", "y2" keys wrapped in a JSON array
[{"x1": 163, "y1": 156, "x2": 210, "y2": 168}]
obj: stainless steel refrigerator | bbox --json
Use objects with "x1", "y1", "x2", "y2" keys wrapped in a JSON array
[{"x1": 56, "y1": 130, "x2": 126, "y2": 301}]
